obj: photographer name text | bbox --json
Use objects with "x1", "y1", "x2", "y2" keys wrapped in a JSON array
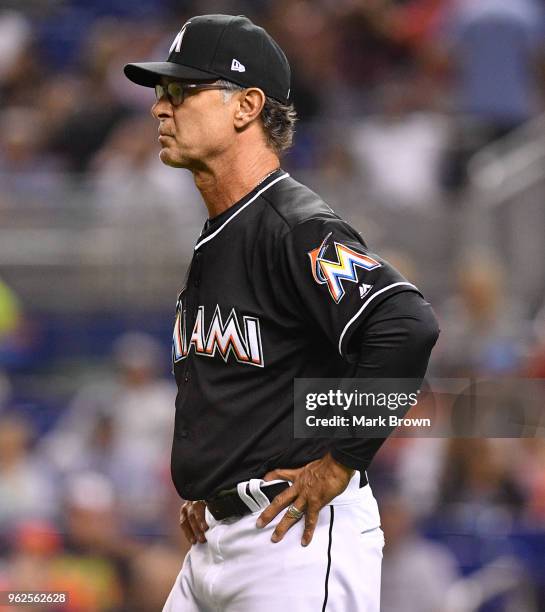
[{"x1": 306, "y1": 414, "x2": 431, "y2": 428}]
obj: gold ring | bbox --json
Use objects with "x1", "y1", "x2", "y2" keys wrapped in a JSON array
[{"x1": 286, "y1": 504, "x2": 304, "y2": 520}]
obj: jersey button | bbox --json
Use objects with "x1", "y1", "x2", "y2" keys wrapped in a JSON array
[
  {"x1": 180, "y1": 429, "x2": 189, "y2": 438},
  {"x1": 184, "y1": 373, "x2": 190, "y2": 383}
]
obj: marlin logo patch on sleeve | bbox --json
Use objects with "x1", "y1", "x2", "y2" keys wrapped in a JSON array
[{"x1": 308, "y1": 233, "x2": 381, "y2": 303}]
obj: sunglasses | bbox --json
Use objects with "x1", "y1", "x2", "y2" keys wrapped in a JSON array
[{"x1": 154, "y1": 82, "x2": 227, "y2": 106}]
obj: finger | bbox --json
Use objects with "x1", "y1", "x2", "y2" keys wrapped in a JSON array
[
  {"x1": 271, "y1": 495, "x2": 306, "y2": 543},
  {"x1": 256, "y1": 484, "x2": 297, "y2": 528},
  {"x1": 263, "y1": 467, "x2": 300, "y2": 482},
  {"x1": 195, "y1": 502, "x2": 209, "y2": 532},
  {"x1": 187, "y1": 507, "x2": 207, "y2": 543},
  {"x1": 179, "y1": 502, "x2": 189, "y2": 523},
  {"x1": 301, "y1": 503, "x2": 320, "y2": 547},
  {"x1": 181, "y1": 524, "x2": 196, "y2": 545},
  {"x1": 179, "y1": 511, "x2": 197, "y2": 545},
  {"x1": 179, "y1": 503, "x2": 190, "y2": 529}
]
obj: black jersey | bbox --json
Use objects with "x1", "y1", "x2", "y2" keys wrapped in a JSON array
[{"x1": 171, "y1": 169, "x2": 422, "y2": 500}]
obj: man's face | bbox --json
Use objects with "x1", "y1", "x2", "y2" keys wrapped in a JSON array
[{"x1": 151, "y1": 78, "x2": 238, "y2": 169}]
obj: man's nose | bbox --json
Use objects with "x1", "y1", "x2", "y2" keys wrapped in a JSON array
[{"x1": 151, "y1": 97, "x2": 172, "y2": 120}]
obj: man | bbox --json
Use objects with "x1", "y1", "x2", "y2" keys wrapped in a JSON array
[{"x1": 124, "y1": 14, "x2": 439, "y2": 611}]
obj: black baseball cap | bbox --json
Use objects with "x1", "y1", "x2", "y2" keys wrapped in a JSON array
[{"x1": 124, "y1": 14, "x2": 291, "y2": 104}]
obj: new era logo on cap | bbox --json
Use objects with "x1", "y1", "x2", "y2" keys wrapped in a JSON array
[{"x1": 231, "y1": 59, "x2": 245, "y2": 72}]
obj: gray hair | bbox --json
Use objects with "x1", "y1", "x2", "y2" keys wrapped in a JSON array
[{"x1": 215, "y1": 79, "x2": 297, "y2": 155}]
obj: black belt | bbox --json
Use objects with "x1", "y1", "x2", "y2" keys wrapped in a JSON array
[{"x1": 206, "y1": 481, "x2": 290, "y2": 521}]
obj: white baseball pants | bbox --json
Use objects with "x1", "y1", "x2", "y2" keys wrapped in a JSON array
[{"x1": 163, "y1": 472, "x2": 384, "y2": 611}]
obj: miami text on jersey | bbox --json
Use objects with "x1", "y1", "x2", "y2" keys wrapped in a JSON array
[
  {"x1": 173, "y1": 305, "x2": 264, "y2": 367},
  {"x1": 308, "y1": 233, "x2": 381, "y2": 303}
]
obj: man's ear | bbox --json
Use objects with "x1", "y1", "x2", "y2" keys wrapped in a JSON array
[{"x1": 234, "y1": 88, "x2": 266, "y2": 128}]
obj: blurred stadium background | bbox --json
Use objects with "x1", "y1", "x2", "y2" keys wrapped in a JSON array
[{"x1": 1, "y1": 0, "x2": 545, "y2": 610}]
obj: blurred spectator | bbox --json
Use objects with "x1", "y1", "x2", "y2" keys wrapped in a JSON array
[
  {"x1": 380, "y1": 491, "x2": 459, "y2": 612},
  {"x1": 332, "y1": 2, "x2": 414, "y2": 100},
  {"x1": 0, "y1": 107, "x2": 67, "y2": 204},
  {"x1": 43, "y1": 18, "x2": 135, "y2": 172},
  {"x1": 441, "y1": 0, "x2": 545, "y2": 126},
  {"x1": 41, "y1": 332, "x2": 175, "y2": 530},
  {"x1": 3, "y1": 520, "x2": 63, "y2": 594},
  {"x1": 49, "y1": 472, "x2": 129, "y2": 611},
  {"x1": 437, "y1": 0, "x2": 545, "y2": 188},
  {"x1": 395, "y1": 438, "x2": 448, "y2": 517},
  {"x1": 89, "y1": 114, "x2": 203, "y2": 231},
  {"x1": 62, "y1": 472, "x2": 131, "y2": 554},
  {"x1": 351, "y1": 78, "x2": 449, "y2": 207},
  {"x1": 437, "y1": 440, "x2": 525, "y2": 520},
  {"x1": 435, "y1": 250, "x2": 531, "y2": 376},
  {"x1": 0, "y1": 414, "x2": 58, "y2": 530},
  {"x1": 44, "y1": 332, "x2": 174, "y2": 465},
  {"x1": 265, "y1": 1, "x2": 332, "y2": 119},
  {"x1": 387, "y1": 0, "x2": 447, "y2": 53},
  {"x1": 0, "y1": 11, "x2": 31, "y2": 85},
  {"x1": 0, "y1": 10, "x2": 44, "y2": 109}
]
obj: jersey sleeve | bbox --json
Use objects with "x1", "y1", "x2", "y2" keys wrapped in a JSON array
[{"x1": 274, "y1": 218, "x2": 422, "y2": 360}]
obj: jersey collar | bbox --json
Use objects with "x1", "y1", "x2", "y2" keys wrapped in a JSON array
[{"x1": 194, "y1": 170, "x2": 289, "y2": 251}]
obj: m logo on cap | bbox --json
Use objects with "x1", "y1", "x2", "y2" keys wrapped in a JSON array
[
  {"x1": 231, "y1": 59, "x2": 246, "y2": 72},
  {"x1": 170, "y1": 22, "x2": 190, "y2": 54}
]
